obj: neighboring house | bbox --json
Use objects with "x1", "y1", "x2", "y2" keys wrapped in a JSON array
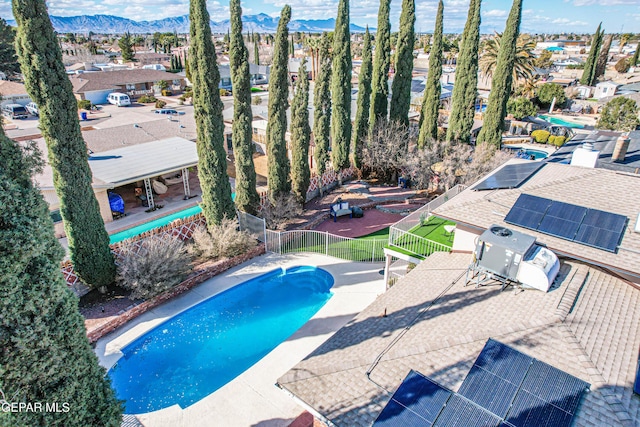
[
  {"x1": 0, "y1": 81, "x2": 32, "y2": 108},
  {"x1": 574, "y1": 84, "x2": 593, "y2": 99},
  {"x1": 553, "y1": 56, "x2": 584, "y2": 71},
  {"x1": 593, "y1": 81, "x2": 619, "y2": 100},
  {"x1": 288, "y1": 58, "x2": 313, "y2": 82},
  {"x1": 69, "y1": 69, "x2": 186, "y2": 104},
  {"x1": 218, "y1": 63, "x2": 270, "y2": 91}
]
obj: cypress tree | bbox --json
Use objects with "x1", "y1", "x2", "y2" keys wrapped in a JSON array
[
  {"x1": 389, "y1": 0, "x2": 415, "y2": 128},
  {"x1": 446, "y1": 0, "x2": 481, "y2": 144},
  {"x1": 418, "y1": 0, "x2": 444, "y2": 147},
  {"x1": 352, "y1": 26, "x2": 372, "y2": 169},
  {"x1": 266, "y1": 5, "x2": 292, "y2": 201},
  {"x1": 170, "y1": 54, "x2": 177, "y2": 71},
  {"x1": 189, "y1": 0, "x2": 235, "y2": 226},
  {"x1": 254, "y1": 35, "x2": 260, "y2": 65},
  {"x1": 13, "y1": 0, "x2": 115, "y2": 287},
  {"x1": 594, "y1": 33, "x2": 612, "y2": 82},
  {"x1": 230, "y1": 0, "x2": 260, "y2": 214},
  {"x1": 177, "y1": 53, "x2": 183, "y2": 70},
  {"x1": 476, "y1": 0, "x2": 523, "y2": 149},
  {"x1": 0, "y1": 132, "x2": 122, "y2": 427},
  {"x1": 370, "y1": 0, "x2": 391, "y2": 132},
  {"x1": 290, "y1": 59, "x2": 311, "y2": 204},
  {"x1": 290, "y1": 35, "x2": 294, "y2": 57},
  {"x1": 631, "y1": 42, "x2": 640, "y2": 67},
  {"x1": 313, "y1": 32, "x2": 331, "y2": 177},
  {"x1": 330, "y1": 0, "x2": 352, "y2": 171},
  {"x1": 580, "y1": 23, "x2": 603, "y2": 86}
]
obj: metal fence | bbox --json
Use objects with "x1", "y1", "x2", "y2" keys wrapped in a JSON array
[
  {"x1": 265, "y1": 229, "x2": 387, "y2": 263},
  {"x1": 388, "y1": 184, "x2": 466, "y2": 258}
]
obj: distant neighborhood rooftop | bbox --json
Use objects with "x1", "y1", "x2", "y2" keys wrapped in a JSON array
[{"x1": 69, "y1": 69, "x2": 183, "y2": 93}]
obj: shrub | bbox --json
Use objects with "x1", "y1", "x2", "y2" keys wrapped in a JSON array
[
  {"x1": 138, "y1": 95, "x2": 157, "y2": 103},
  {"x1": 597, "y1": 96, "x2": 640, "y2": 131},
  {"x1": 219, "y1": 89, "x2": 230, "y2": 97},
  {"x1": 550, "y1": 135, "x2": 566, "y2": 146},
  {"x1": 77, "y1": 99, "x2": 91, "y2": 110},
  {"x1": 161, "y1": 89, "x2": 173, "y2": 96},
  {"x1": 536, "y1": 83, "x2": 566, "y2": 107},
  {"x1": 251, "y1": 95, "x2": 262, "y2": 105},
  {"x1": 190, "y1": 218, "x2": 256, "y2": 259},
  {"x1": 117, "y1": 235, "x2": 192, "y2": 300},
  {"x1": 507, "y1": 96, "x2": 537, "y2": 120},
  {"x1": 531, "y1": 129, "x2": 550, "y2": 143},
  {"x1": 155, "y1": 99, "x2": 166, "y2": 109},
  {"x1": 615, "y1": 58, "x2": 630, "y2": 74}
]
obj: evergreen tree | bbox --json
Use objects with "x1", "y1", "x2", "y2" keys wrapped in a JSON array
[
  {"x1": 189, "y1": 0, "x2": 235, "y2": 226},
  {"x1": 0, "y1": 132, "x2": 122, "y2": 427},
  {"x1": 13, "y1": 0, "x2": 115, "y2": 287},
  {"x1": 418, "y1": 0, "x2": 444, "y2": 147},
  {"x1": 330, "y1": 0, "x2": 352, "y2": 171},
  {"x1": 290, "y1": 35, "x2": 294, "y2": 57},
  {"x1": 389, "y1": 0, "x2": 415, "y2": 127},
  {"x1": 476, "y1": 0, "x2": 523, "y2": 149},
  {"x1": 229, "y1": 0, "x2": 260, "y2": 214},
  {"x1": 118, "y1": 31, "x2": 135, "y2": 62},
  {"x1": 580, "y1": 23, "x2": 603, "y2": 86},
  {"x1": 177, "y1": 53, "x2": 183, "y2": 70},
  {"x1": 313, "y1": 32, "x2": 331, "y2": 177},
  {"x1": 184, "y1": 49, "x2": 191, "y2": 81},
  {"x1": 290, "y1": 59, "x2": 311, "y2": 204},
  {"x1": 594, "y1": 33, "x2": 612, "y2": 82},
  {"x1": 170, "y1": 54, "x2": 177, "y2": 71},
  {"x1": 0, "y1": 18, "x2": 20, "y2": 77},
  {"x1": 631, "y1": 42, "x2": 640, "y2": 67},
  {"x1": 266, "y1": 5, "x2": 292, "y2": 201},
  {"x1": 370, "y1": 0, "x2": 391, "y2": 132},
  {"x1": 254, "y1": 34, "x2": 260, "y2": 65},
  {"x1": 446, "y1": 0, "x2": 481, "y2": 143},
  {"x1": 352, "y1": 26, "x2": 372, "y2": 169}
]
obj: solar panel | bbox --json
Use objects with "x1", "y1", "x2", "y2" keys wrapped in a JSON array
[
  {"x1": 474, "y1": 339, "x2": 533, "y2": 383},
  {"x1": 458, "y1": 365, "x2": 519, "y2": 418},
  {"x1": 433, "y1": 394, "x2": 502, "y2": 427},
  {"x1": 504, "y1": 195, "x2": 627, "y2": 253},
  {"x1": 505, "y1": 390, "x2": 573, "y2": 427},
  {"x1": 373, "y1": 370, "x2": 451, "y2": 427},
  {"x1": 473, "y1": 163, "x2": 545, "y2": 191}
]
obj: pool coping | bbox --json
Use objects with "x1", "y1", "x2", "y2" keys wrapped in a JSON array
[{"x1": 96, "y1": 252, "x2": 388, "y2": 427}]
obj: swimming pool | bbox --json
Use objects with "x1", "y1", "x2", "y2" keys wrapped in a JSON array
[
  {"x1": 538, "y1": 115, "x2": 585, "y2": 129},
  {"x1": 108, "y1": 266, "x2": 334, "y2": 414},
  {"x1": 506, "y1": 147, "x2": 549, "y2": 160}
]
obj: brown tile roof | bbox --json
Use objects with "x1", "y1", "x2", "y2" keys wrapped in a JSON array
[
  {"x1": 433, "y1": 160, "x2": 640, "y2": 280},
  {"x1": 278, "y1": 252, "x2": 640, "y2": 427},
  {"x1": 0, "y1": 80, "x2": 28, "y2": 96},
  {"x1": 69, "y1": 69, "x2": 184, "y2": 93}
]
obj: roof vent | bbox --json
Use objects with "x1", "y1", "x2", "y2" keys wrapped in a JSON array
[
  {"x1": 582, "y1": 142, "x2": 594, "y2": 151},
  {"x1": 571, "y1": 143, "x2": 599, "y2": 168}
]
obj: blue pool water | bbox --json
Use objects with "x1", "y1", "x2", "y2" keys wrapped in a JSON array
[
  {"x1": 108, "y1": 266, "x2": 334, "y2": 414},
  {"x1": 506, "y1": 147, "x2": 549, "y2": 160},
  {"x1": 538, "y1": 114, "x2": 585, "y2": 129},
  {"x1": 109, "y1": 193, "x2": 235, "y2": 244}
]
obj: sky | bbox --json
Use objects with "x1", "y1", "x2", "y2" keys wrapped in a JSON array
[{"x1": 0, "y1": 0, "x2": 639, "y2": 34}]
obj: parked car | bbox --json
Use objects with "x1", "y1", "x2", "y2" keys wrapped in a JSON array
[
  {"x1": 107, "y1": 92, "x2": 131, "y2": 107},
  {"x1": 25, "y1": 102, "x2": 39, "y2": 116},
  {"x1": 154, "y1": 108, "x2": 185, "y2": 115},
  {"x1": 2, "y1": 103, "x2": 29, "y2": 119}
]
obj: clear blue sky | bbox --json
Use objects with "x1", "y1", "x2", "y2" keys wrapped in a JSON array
[{"x1": 1, "y1": 0, "x2": 638, "y2": 34}]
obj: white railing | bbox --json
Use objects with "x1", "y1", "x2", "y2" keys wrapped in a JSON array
[
  {"x1": 264, "y1": 229, "x2": 386, "y2": 263},
  {"x1": 392, "y1": 184, "x2": 467, "y2": 233},
  {"x1": 388, "y1": 227, "x2": 452, "y2": 258}
]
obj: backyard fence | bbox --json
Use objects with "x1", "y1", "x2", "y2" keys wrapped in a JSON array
[
  {"x1": 389, "y1": 184, "x2": 467, "y2": 258},
  {"x1": 237, "y1": 210, "x2": 267, "y2": 242}
]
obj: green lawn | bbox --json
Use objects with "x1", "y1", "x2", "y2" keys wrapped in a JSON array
[
  {"x1": 389, "y1": 216, "x2": 455, "y2": 258},
  {"x1": 358, "y1": 227, "x2": 390, "y2": 240}
]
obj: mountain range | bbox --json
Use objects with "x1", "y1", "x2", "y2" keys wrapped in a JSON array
[{"x1": 6, "y1": 13, "x2": 370, "y2": 34}]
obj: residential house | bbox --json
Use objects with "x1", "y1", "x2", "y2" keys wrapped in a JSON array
[
  {"x1": 553, "y1": 57, "x2": 584, "y2": 71},
  {"x1": 0, "y1": 81, "x2": 32, "y2": 107},
  {"x1": 593, "y1": 81, "x2": 619, "y2": 100},
  {"x1": 218, "y1": 63, "x2": 270, "y2": 92},
  {"x1": 69, "y1": 69, "x2": 186, "y2": 104}
]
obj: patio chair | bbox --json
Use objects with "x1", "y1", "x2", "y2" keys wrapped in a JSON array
[{"x1": 330, "y1": 201, "x2": 353, "y2": 222}]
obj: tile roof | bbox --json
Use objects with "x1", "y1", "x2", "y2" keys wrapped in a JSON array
[
  {"x1": 69, "y1": 69, "x2": 184, "y2": 93},
  {"x1": 278, "y1": 252, "x2": 640, "y2": 427},
  {"x1": 432, "y1": 160, "x2": 640, "y2": 280},
  {"x1": 0, "y1": 80, "x2": 28, "y2": 96}
]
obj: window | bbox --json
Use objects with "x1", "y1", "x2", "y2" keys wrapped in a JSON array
[
  {"x1": 50, "y1": 210, "x2": 62, "y2": 224},
  {"x1": 126, "y1": 83, "x2": 136, "y2": 90}
]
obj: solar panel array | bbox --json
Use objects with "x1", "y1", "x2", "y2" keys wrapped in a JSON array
[
  {"x1": 473, "y1": 163, "x2": 545, "y2": 191},
  {"x1": 504, "y1": 194, "x2": 627, "y2": 252},
  {"x1": 373, "y1": 339, "x2": 590, "y2": 427}
]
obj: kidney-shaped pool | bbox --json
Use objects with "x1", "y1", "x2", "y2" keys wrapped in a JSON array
[{"x1": 108, "y1": 266, "x2": 334, "y2": 414}]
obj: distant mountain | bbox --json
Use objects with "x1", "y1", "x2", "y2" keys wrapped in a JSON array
[{"x1": 6, "y1": 13, "x2": 370, "y2": 34}]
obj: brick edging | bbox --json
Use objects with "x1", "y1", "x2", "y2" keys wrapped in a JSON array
[{"x1": 86, "y1": 244, "x2": 266, "y2": 343}]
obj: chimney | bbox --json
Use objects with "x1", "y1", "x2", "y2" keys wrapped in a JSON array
[{"x1": 612, "y1": 135, "x2": 630, "y2": 163}]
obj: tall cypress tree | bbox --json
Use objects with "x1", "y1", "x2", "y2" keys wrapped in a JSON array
[
  {"x1": 0, "y1": 133, "x2": 122, "y2": 427},
  {"x1": 418, "y1": 0, "x2": 444, "y2": 147},
  {"x1": 631, "y1": 42, "x2": 640, "y2": 67},
  {"x1": 476, "y1": 0, "x2": 523, "y2": 149},
  {"x1": 389, "y1": 0, "x2": 415, "y2": 128},
  {"x1": 313, "y1": 32, "x2": 331, "y2": 177},
  {"x1": 230, "y1": 0, "x2": 260, "y2": 214},
  {"x1": 330, "y1": 0, "x2": 352, "y2": 171},
  {"x1": 594, "y1": 33, "x2": 612, "y2": 82},
  {"x1": 253, "y1": 34, "x2": 260, "y2": 65},
  {"x1": 189, "y1": 0, "x2": 235, "y2": 226},
  {"x1": 446, "y1": 0, "x2": 482, "y2": 144},
  {"x1": 290, "y1": 59, "x2": 311, "y2": 204},
  {"x1": 352, "y1": 26, "x2": 372, "y2": 169},
  {"x1": 580, "y1": 23, "x2": 603, "y2": 86},
  {"x1": 13, "y1": 0, "x2": 115, "y2": 287},
  {"x1": 266, "y1": 5, "x2": 292, "y2": 201},
  {"x1": 370, "y1": 0, "x2": 391, "y2": 132}
]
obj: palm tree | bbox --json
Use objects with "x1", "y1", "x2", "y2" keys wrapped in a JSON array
[
  {"x1": 480, "y1": 32, "x2": 536, "y2": 84},
  {"x1": 619, "y1": 33, "x2": 634, "y2": 53}
]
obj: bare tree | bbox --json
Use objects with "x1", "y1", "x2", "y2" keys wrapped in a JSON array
[{"x1": 361, "y1": 120, "x2": 414, "y2": 183}]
